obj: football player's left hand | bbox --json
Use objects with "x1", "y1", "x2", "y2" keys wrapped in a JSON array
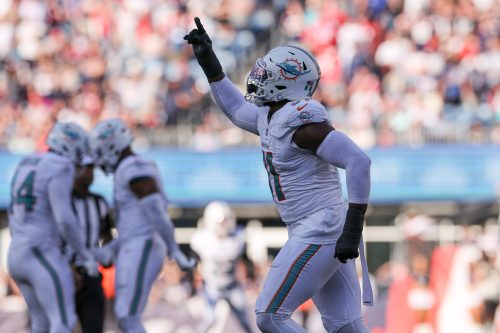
[
  {"x1": 184, "y1": 17, "x2": 223, "y2": 80},
  {"x1": 79, "y1": 257, "x2": 100, "y2": 277},
  {"x1": 184, "y1": 17, "x2": 212, "y2": 58},
  {"x1": 334, "y1": 205, "x2": 365, "y2": 264},
  {"x1": 92, "y1": 246, "x2": 114, "y2": 268},
  {"x1": 171, "y1": 250, "x2": 196, "y2": 271}
]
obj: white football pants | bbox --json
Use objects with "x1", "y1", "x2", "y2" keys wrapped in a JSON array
[
  {"x1": 114, "y1": 235, "x2": 166, "y2": 333},
  {"x1": 255, "y1": 240, "x2": 368, "y2": 333},
  {"x1": 8, "y1": 242, "x2": 76, "y2": 333}
]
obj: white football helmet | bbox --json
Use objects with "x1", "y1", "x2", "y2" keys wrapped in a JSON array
[
  {"x1": 90, "y1": 119, "x2": 133, "y2": 174},
  {"x1": 246, "y1": 45, "x2": 321, "y2": 106},
  {"x1": 46, "y1": 122, "x2": 89, "y2": 165},
  {"x1": 203, "y1": 201, "x2": 236, "y2": 237}
]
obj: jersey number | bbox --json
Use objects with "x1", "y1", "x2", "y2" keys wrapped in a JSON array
[
  {"x1": 263, "y1": 152, "x2": 286, "y2": 201},
  {"x1": 16, "y1": 171, "x2": 37, "y2": 212}
]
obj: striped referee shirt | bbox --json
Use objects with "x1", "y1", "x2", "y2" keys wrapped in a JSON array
[{"x1": 66, "y1": 192, "x2": 113, "y2": 263}]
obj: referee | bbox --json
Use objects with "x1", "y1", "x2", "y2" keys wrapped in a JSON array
[{"x1": 69, "y1": 156, "x2": 113, "y2": 333}]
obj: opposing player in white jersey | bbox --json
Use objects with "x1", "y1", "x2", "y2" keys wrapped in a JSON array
[
  {"x1": 90, "y1": 119, "x2": 195, "y2": 333},
  {"x1": 185, "y1": 18, "x2": 373, "y2": 333},
  {"x1": 191, "y1": 201, "x2": 253, "y2": 333},
  {"x1": 7, "y1": 122, "x2": 100, "y2": 333}
]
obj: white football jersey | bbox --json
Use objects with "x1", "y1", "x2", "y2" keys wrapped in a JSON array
[
  {"x1": 8, "y1": 152, "x2": 75, "y2": 246},
  {"x1": 113, "y1": 155, "x2": 167, "y2": 241},
  {"x1": 191, "y1": 228, "x2": 246, "y2": 289},
  {"x1": 256, "y1": 99, "x2": 343, "y2": 222}
]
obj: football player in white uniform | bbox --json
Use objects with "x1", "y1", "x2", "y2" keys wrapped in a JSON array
[
  {"x1": 89, "y1": 119, "x2": 195, "y2": 333},
  {"x1": 191, "y1": 201, "x2": 253, "y2": 333},
  {"x1": 185, "y1": 18, "x2": 373, "y2": 333},
  {"x1": 8, "y1": 122, "x2": 100, "y2": 333}
]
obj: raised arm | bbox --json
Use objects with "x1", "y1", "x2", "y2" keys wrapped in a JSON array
[
  {"x1": 185, "y1": 17, "x2": 259, "y2": 135},
  {"x1": 210, "y1": 77, "x2": 259, "y2": 134}
]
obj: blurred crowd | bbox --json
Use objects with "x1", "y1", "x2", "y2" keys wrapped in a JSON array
[
  {"x1": 283, "y1": 0, "x2": 500, "y2": 147},
  {"x1": 1, "y1": 0, "x2": 500, "y2": 152},
  {"x1": 0, "y1": 0, "x2": 276, "y2": 152}
]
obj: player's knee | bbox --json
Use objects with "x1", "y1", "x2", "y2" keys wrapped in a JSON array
[
  {"x1": 30, "y1": 316, "x2": 49, "y2": 333},
  {"x1": 256, "y1": 312, "x2": 286, "y2": 333},
  {"x1": 337, "y1": 318, "x2": 369, "y2": 333},
  {"x1": 117, "y1": 315, "x2": 146, "y2": 333},
  {"x1": 27, "y1": 306, "x2": 49, "y2": 332},
  {"x1": 48, "y1": 324, "x2": 73, "y2": 333},
  {"x1": 31, "y1": 326, "x2": 49, "y2": 333},
  {"x1": 47, "y1": 316, "x2": 75, "y2": 333},
  {"x1": 319, "y1": 317, "x2": 336, "y2": 333},
  {"x1": 256, "y1": 312, "x2": 272, "y2": 333}
]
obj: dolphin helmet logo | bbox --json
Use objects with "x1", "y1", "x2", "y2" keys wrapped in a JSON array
[
  {"x1": 275, "y1": 58, "x2": 311, "y2": 81},
  {"x1": 63, "y1": 129, "x2": 80, "y2": 141},
  {"x1": 97, "y1": 127, "x2": 115, "y2": 141}
]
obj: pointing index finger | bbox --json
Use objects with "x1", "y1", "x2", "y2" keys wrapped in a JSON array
[{"x1": 194, "y1": 17, "x2": 206, "y2": 34}]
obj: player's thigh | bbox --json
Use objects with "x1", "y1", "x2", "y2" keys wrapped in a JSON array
[
  {"x1": 114, "y1": 237, "x2": 165, "y2": 318},
  {"x1": 16, "y1": 281, "x2": 50, "y2": 330},
  {"x1": 312, "y1": 260, "x2": 362, "y2": 332},
  {"x1": 29, "y1": 246, "x2": 76, "y2": 329},
  {"x1": 255, "y1": 240, "x2": 338, "y2": 317}
]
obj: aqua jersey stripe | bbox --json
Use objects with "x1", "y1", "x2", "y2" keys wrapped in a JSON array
[
  {"x1": 32, "y1": 247, "x2": 67, "y2": 325},
  {"x1": 129, "y1": 239, "x2": 153, "y2": 315},
  {"x1": 266, "y1": 244, "x2": 321, "y2": 313}
]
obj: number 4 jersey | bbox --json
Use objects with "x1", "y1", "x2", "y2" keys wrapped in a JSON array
[
  {"x1": 8, "y1": 152, "x2": 75, "y2": 247},
  {"x1": 257, "y1": 99, "x2": 343, "y2": 222}
]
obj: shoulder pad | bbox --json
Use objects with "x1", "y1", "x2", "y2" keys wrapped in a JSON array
[
  {"x1": 285, "y1": 99, "x2": 330, "y2": 129},
  {"x1": 45, "y1": 153, "x2": 74, "y2": 180},
  {"x1": 119, "y1": 156, "x2": 156, "y2": 184}
]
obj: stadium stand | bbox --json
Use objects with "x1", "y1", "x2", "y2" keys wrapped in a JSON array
[{"x1": 0, "y1": 0, "x2": 499, "y2": 152}]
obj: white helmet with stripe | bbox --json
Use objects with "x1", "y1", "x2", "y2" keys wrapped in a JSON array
[
  {"x1": 246, "y1": 45, "x2": 321, "y2": 106},
  {"x1": 90, "y1": 119, "x2": 133, "y2": 174},
  {"x1": 46, "y1": 122, "x2": 89, "y2": 165}
]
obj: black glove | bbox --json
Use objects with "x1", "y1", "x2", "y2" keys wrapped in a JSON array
[
  {"x1": 184, "y1": 17, "x2": 223, "y2": 80},
  {"x1": 334, "y1": 204, "x2": 366, "y2": 264}
]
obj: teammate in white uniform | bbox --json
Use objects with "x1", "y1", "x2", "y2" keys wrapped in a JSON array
[
  {"x1": 8, "y1": 122, "x2": 99, "y2": 333},
  {"x1": 191, "y1": 201, "x2": 253, "y2": 333},
  {"x1": 185, "y1": 18, "x2": 373, "y2": 333},
  {"x1": 89, "y1": 119, "x2": 195, "y2": 333}
]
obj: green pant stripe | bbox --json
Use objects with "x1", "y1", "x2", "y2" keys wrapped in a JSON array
[
  {"x1": 129, "y1": 239, "x2": 153, "y2": 315},
  {"x1": 32, "y1": 247, "x2": 67, "y2": 325},
  {"x1": 266, "y1": 244, "x2": 321, "y2": 313}
]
